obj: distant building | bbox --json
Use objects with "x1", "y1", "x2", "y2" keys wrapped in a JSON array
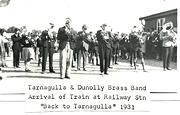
[{"x1": 139, "y1": 9, "x2": 177, "y2": 32}]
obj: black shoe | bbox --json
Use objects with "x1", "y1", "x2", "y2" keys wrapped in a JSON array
[
  {"x1": 50, "y1": 70, "x2": 56, "y2": 73},
  {"x1": 0, "y1": 76, "x2": 2, "y2": 80},
  {"x1": 72, "y1": 65, "x2": 75, "y2": 68},
  {"x1": 41, "y1": 71, "x2": 45, "y2": 74},
  {"x1": 143, "y1": 70, "x2": 148, "y2": 72},
  {"x1": 77, "y1": 68, "x2": 80, "y2": 70},
  {"x1": 25, "y1": 69, "x2": 31, "y2": 72},
  {"x1": 83, "y1": 68, "x2": 87, "y2": 71},
  {"x1": 100, "y1": 72, "x2": 104, "y2": 75},
  {"x1": 65, "y1": 76, "x2": 70, "y2": 79},
  {"x1": 4, "y1": 65, "x2": 8, "y2": 67},
  {"x1": 104, "y1": 72, "x2": 109, "y2": 75},
  {"x1": 167, "y1": 68, "x2": 172, "y2": 70}
]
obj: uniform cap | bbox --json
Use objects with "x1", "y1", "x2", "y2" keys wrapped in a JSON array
[
  {"x1": 101, "y1": 23, "x2": 107, "y2": 27},
  {"x1": 49, "y1": 23, "x2": 54, "y2": 26},
  {"x1": 82, "y1": 24, "x2": 87, "y2": 29},
  {"x1": 164, "y1": 21, "x2": 173, "y2": 30},
  {"x1": 65, "y1": 17, "x2": 72, "y2": 24}
]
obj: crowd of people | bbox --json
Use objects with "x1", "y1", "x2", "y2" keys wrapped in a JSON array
[{"x1": 0, "y1": 18, "x2": 177, "y2": 79}]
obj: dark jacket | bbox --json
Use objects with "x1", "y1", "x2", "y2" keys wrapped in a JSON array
[
  {"x1": 11, "y1": 34, "x2": 21, "y2": 50},
  {"x1": 112, "y1": 38, "x2": 120, "y2": 49},
  {"x1": 129, "y1": 33, "x2": 141, "y2": 51},
  {"x1": 36, "y1": 37, "x2": 43, "y2": 48},
  {"x1": 96, "y1": 30, "x2": 111, "y2": 49},
  {"x1": 57, "y1": 26, "x2": 76, "y2": 50},
  {"x1": 76, "y1": 31, "x2": 91, "y2": 51},
  {"x1": 41, "y1": 30, "x2": 55, "y2": 48},
  {"x1": 119, "y1": 37, "x2": 129, "y2": 51},
  {"x1": 20, "y1": 34, "x2": 34, "y2": 48}
]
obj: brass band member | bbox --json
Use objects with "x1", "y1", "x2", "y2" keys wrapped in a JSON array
[
  {"x1": 88, "y1": 32, "x2": 99, "y2": 65},
  {"x1": 96, "y1": 24, "x2": 111, "y2": 75},
  {"x1": 57, "y1": 18, "x2": 75, "y2": 79},
  {"x1": 41, "y1": 23, "x2": 56, "y2": 74},
  {"x1": 11, "y1": 28, "x2": 21, "y2": 68},
  {"x1": 76, "y1": 25, "x2": 90, "y2": 71},
  {"x1": 112, "y1": 33, "x2": 120, "y2": 64},
  {"x1": 129, "y1": 26, "x2": 147, "y2": 72},
  {"x1": 160, "y1": 21, "x2": 177, "y2": 71}
]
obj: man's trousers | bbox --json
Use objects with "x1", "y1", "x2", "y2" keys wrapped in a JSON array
[
  {"x1": 98, "y1": 46, "x2": 110, "y2": 73},
  {"x1": 59, "y1": 42, "x2": 73, "y2": 78}
]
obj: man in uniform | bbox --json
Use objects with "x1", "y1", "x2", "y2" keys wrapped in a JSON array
[
  {"x1": 107, "y1": 29, "x2": 114, "y2": 68},
  {"x1": 129, "y1": 26, "x2": 147, "y2": 72},
  {"x1": 160, "y1": 21, "x2": 177, "y2": 71},
  {"x1": 11, "y1": 28, "x2": 21, "y2": 68},
  {"x1": 88, "y1": 32, "x2": 99, "y2": 65},
  {"x1": 76, "y1": 25, "x2": 90, "y2": 71},
  {"x1": 96, "y1": 24, "x2": 111, "y2": 75},
  {"x1": 41, "y1": 23, "x2": 56, "y2": 74},
  {"x1": 112, "y1": 33, "x2": 120, "y2": 64},
  {"x1": 57, "y1": 18, "x2": 75, "y2": 79}
]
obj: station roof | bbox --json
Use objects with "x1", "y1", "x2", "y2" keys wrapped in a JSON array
[{"x1": 139, "y1": 9, "x2": 177, "y2": 20}]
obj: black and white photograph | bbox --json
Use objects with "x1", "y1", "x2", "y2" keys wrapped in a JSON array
[{"x1": 0, "y1": 0, "x2": 179, "y2": 115}]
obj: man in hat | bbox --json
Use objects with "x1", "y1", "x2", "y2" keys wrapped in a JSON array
[
  {"x1": 76, "y1": 24, "x2": 90, "y2": 71},
  {"x1": 96, "y1": 24, "x2": 111, "y2": 75},
  {"x1": 57, "y1": 17, "x2": 76, "y2": 79},
  {"x1": 41, "y1": 23, "x2": 56, "y2": 74},
  {"x1": 160, "y1": 21, "x2": 177, "y2": 71},
  {"x1": 88, "y1": 31, "x2": 99, "y2": 65},
  {"x1": 11, "y1": 28, "x2": 21, "y2": 68},
  {"x1": 112, "y1": 33, "x2": 120, "y2": 64},
  {"x1": 129, "y1": 26, "x2": 147, "y2": 72}
]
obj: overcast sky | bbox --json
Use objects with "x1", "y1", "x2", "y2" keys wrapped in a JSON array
[{"x1": 0, "y1": 0, "x2": 178, "y2": 33}]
